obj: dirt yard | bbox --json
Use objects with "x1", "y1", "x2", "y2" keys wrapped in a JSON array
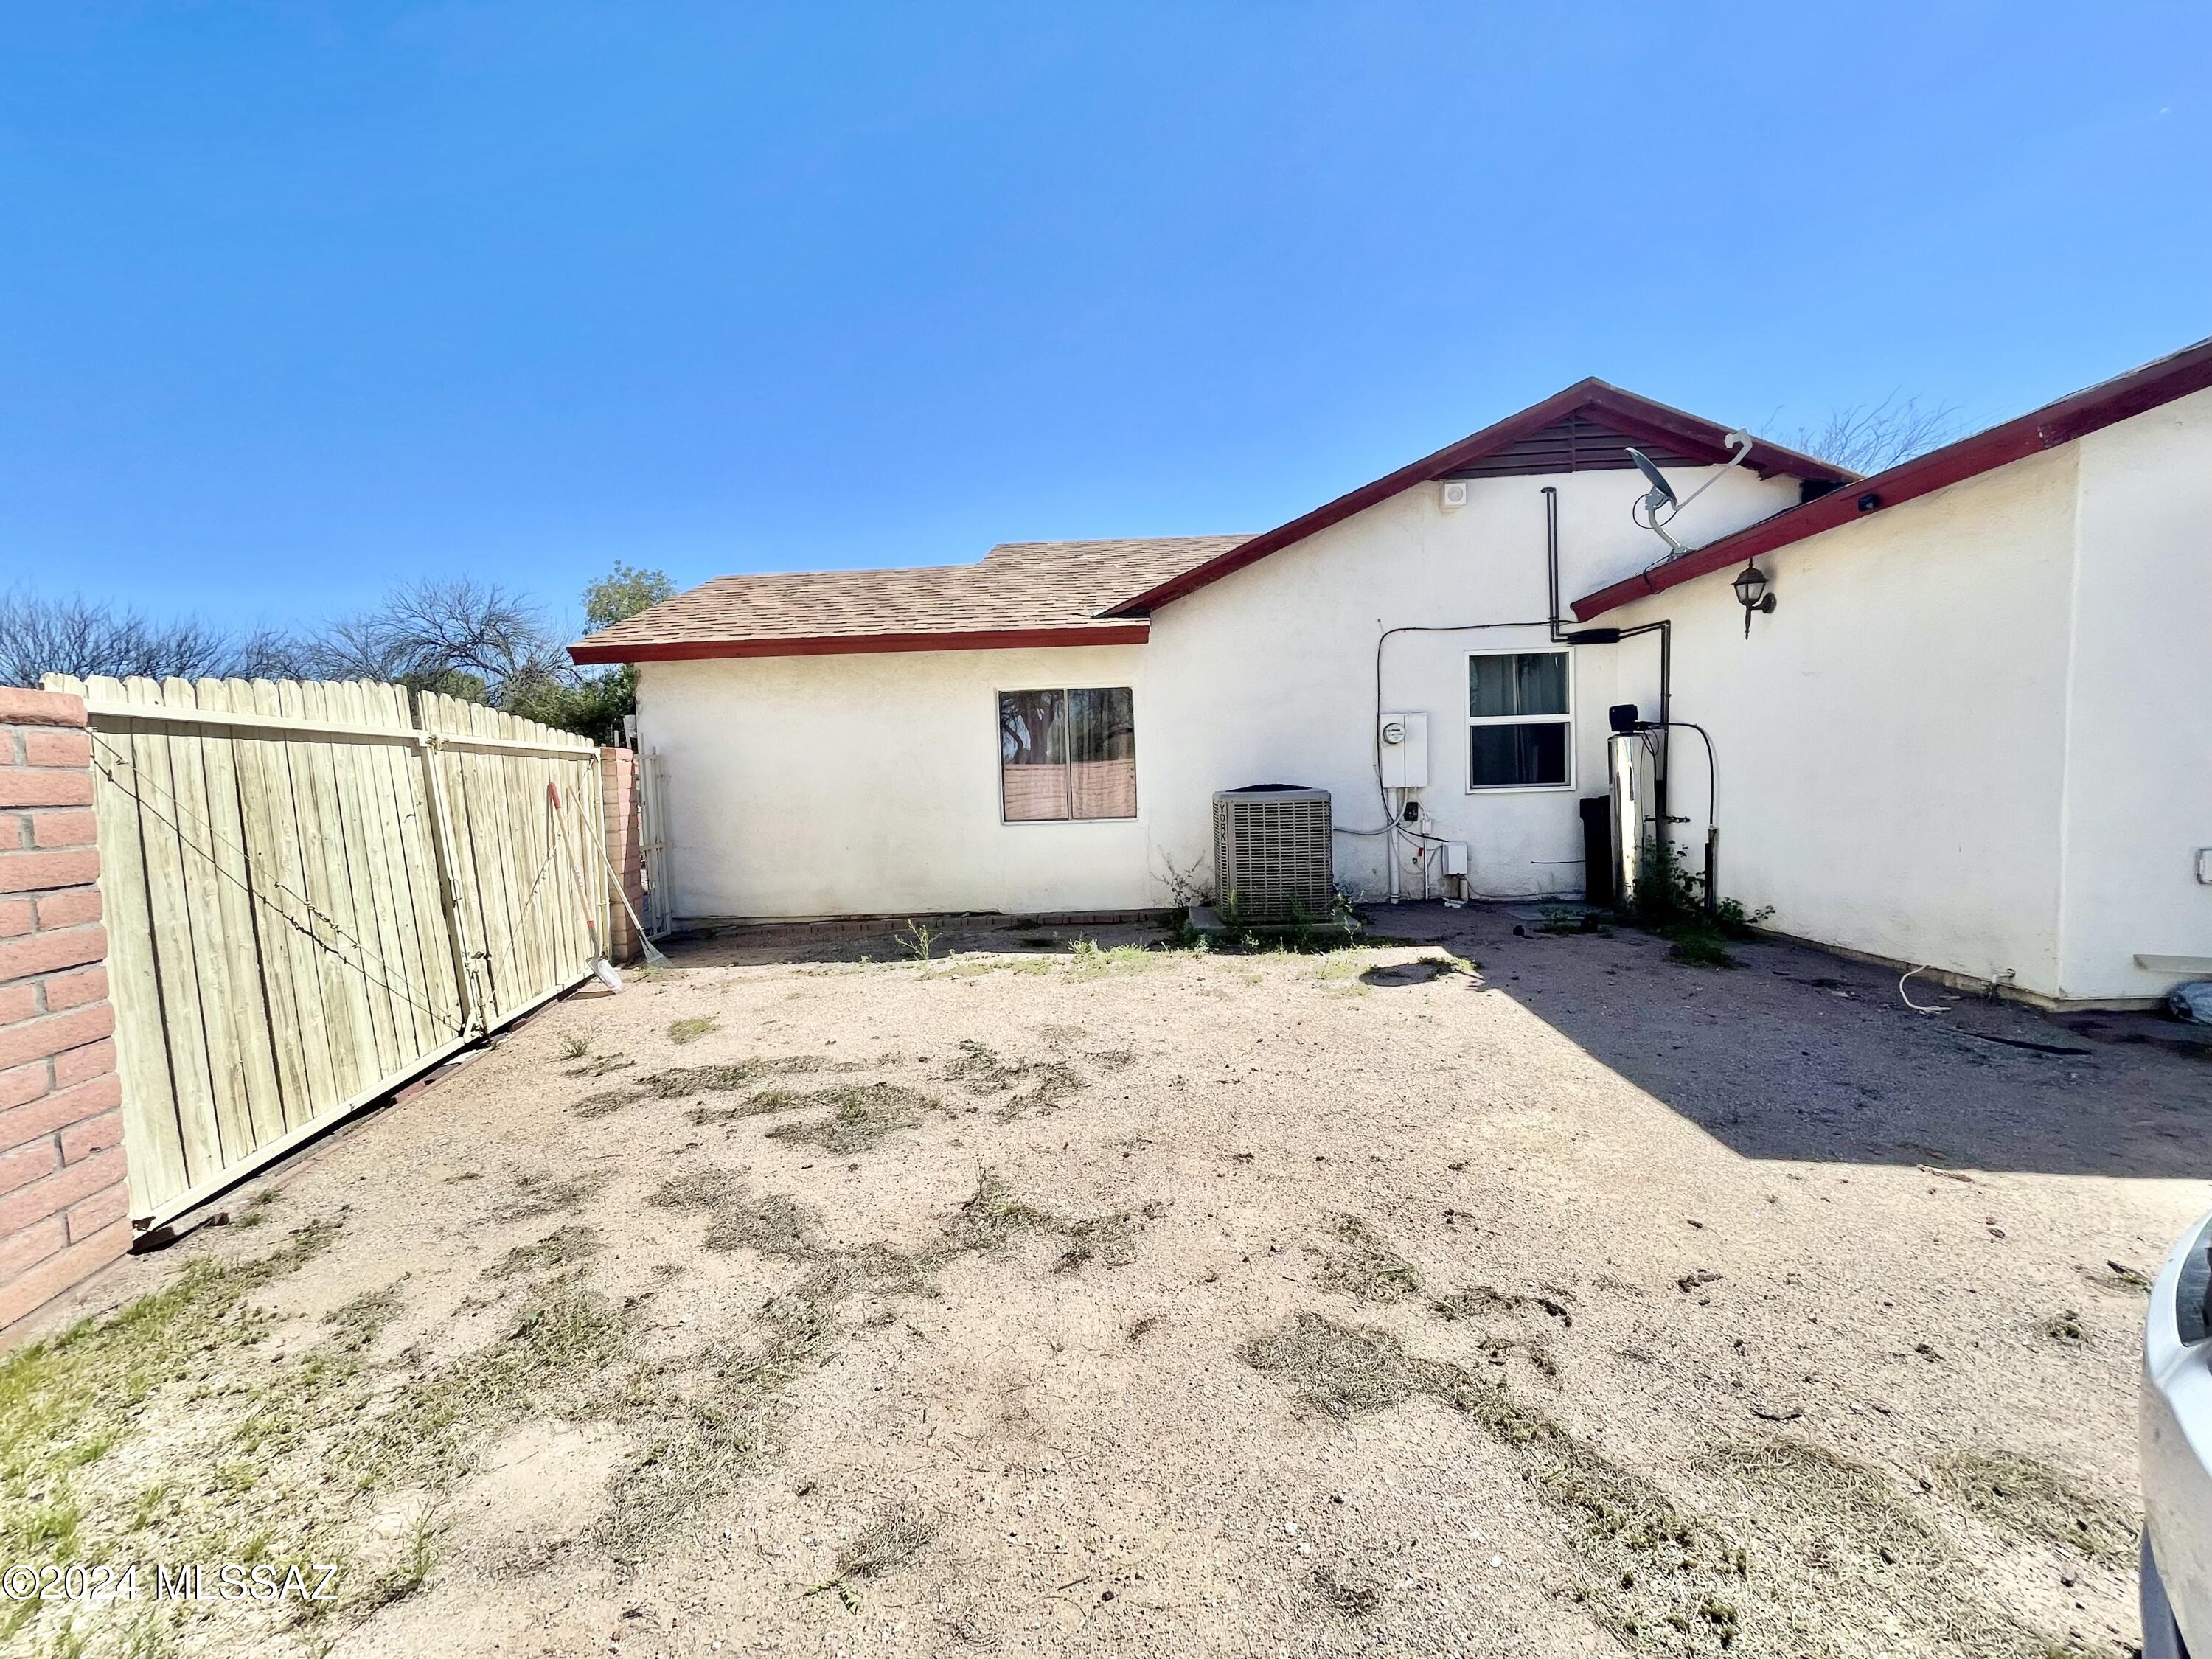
[{"x1": 5, "y1": 905, "x2": 2208, "y2": 1658}]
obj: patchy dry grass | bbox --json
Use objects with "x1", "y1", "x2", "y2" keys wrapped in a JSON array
[
  {"x1": 806, "y1": 1506, "x2": 936, "y2": 1610},
  {"x1": 1, "y1": 1223, "x2": 338, "y2": 1544},
  {"x1": 760, "y1": 1082, "x2": 939, "y2": 1154},
  {"x1": 647, "y1": 1167, "x2": 830, "y2": 1262},
  {"x1": 1310, "y1": 1563, "x2": 1382, "y2": 1616},
  {"x1": 495, "y1": 1168, "x2": 611, "y2": 1222},
  {"x1": 564, "y1": 1054, "x2": 635, "y2": 1081},
  {"x1": 639, "y1": 1056, "x2": 838, "y2": 1099},
  {"x1": 593, "y1": 1168, "x2": 1135, "y2": 1557},
  {"x1": 1068, "y1": 939, "x2": 1159, "y2": 978},
  {"x1": 343, "y1": 1287, "x2": 630, "y2": 1492},
  {"x1": 488, "y1": 1225, "x2": 602, "y2": 1279},
  {"x1": 0, "y1": 1224, "x2": 499, "y2": 1650},
  {"x1": 934, "y1": 1170, "x2": 1059, "y2": 1256},
  {"x1": 1931, "y1": 1450, "x2": 2135, "y2": 1561},
  {"x1": 1241, "y1": 1310, "x2": 2102, "y2": 1656},
  {"x1": 1315, "y1": 1214, "x2": 1424, "y2": 1303},
  {"x1": 1240, "y1": 1311, "x2": 1460, "y2": 1419},
  {"x1": 1051, "y1": 1208, "x2": 1144, "y2": 1274},
  {"x1": 1242, "y1": 1314, "x2": 1731, "y2": 1651},
  {"x1": 13, "y1": 915, "x2": 2172, "y2": 1658},
  {"x1": 667, "y1": 1016, "x2": 720, "y2": 1046},
  {"x1": 940, "y1": 1040, "x2": 1084, "y2": 1120},
  {"x1": 570, "y1": 1088, "x2": 639, "y2": 1120},
  {"x1": 1431, "y1": 1281, "x2": 1576, "y2": 1327}
]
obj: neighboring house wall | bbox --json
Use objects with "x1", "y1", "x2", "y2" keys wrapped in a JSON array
[
  {"x1": 1, "y1": 687, "x2": 128, "y2": 1335},
  {"x1": 2056, "y1": 385, "x2": 2212, "y2": 1000},
  {"x1": 1606, "y1": 447, "x2": 2087, "y2": 999},
  {"x1": 640, "y1": 465, "x2": 1798, "y2": 919}
]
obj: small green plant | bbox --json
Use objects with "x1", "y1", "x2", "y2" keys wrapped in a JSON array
[
  {"x1": 1666, "y1": 931, "x2": 1739, "y2": 970},
  {"x1": 1070, "y1": 938, "x2": 1155, "y2": 976},
  {"x1": 804, "y1": 1507, "x2": 935, "y2": 1612},
  {"x1": 557, "y1": 1032, "x2": 591, "y2": 1060},
  {"x1": 667, "y1": 1016, "x2": 718, "y2": 1046},
  {"x1": 1627, "y1": 841, "x2": 1773, "y2": 969},
  {"x1": 895, "y1": 919, "x2": 935, "y2": 962},
  {"x1": 1534, "y1": 907, "x2": 1599, "y2": 937}
]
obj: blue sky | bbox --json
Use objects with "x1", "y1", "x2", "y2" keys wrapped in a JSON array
[{"x1": 2, "y1": 3, "x2": 2206, "y2": 633}]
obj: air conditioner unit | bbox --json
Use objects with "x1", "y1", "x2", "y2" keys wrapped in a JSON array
[
  {"x1": 1440, "y1": 480, "x2": 1469, "y2": 510},
  {"x1": 1213, "y1": 786, "x2": 1334, "y2": 922}
]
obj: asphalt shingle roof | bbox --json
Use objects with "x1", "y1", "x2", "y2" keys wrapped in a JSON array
[{"x1": 570, "y1": 535, "x2": 1248, "y2": 661}]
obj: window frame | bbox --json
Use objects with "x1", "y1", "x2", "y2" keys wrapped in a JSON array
[
  {"x1": 995, "y1": 684, "x2": 1139, "y2": 825},
  {"x1": 1464, "y1": 647, "x2": 1575, "y2": 794}
]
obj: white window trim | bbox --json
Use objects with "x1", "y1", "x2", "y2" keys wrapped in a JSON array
[
  {"x1": 993, "y1": 684, "x2": 1141, "y2": 826},
  {"x1": 1464, "y1": 647, "x2": 1575, "y2": 794}
]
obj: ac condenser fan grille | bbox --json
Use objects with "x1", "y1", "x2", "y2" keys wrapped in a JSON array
[{"x1": 1212, "y1": 787, "x2": 1333, "y2": 922}]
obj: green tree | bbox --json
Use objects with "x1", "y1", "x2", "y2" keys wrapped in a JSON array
[
  {"x1": 584, "y1": 563, "x2": 676, "y2": 633},
  {"x1": 504, "y1": 562, "x2": 676, "y2": 745}
]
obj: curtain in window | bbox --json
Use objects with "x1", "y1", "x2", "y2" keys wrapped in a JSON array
[
  {"x1": 1469, "y1": 652, "x2": 1567, "y2": 717},
  {"x1": 999, "y1": 689, "x2": 1068, "y2": 821},
  {"x1": 1468, "y1": 652, "x2": 1570, "y2": 787},
  {"x1": 1066, "y1": 686, "x2": 1136, "y2": 819}
]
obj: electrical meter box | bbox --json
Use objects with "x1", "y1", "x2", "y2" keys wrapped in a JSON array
[{"x1": 1378, "y1": 712, "x2": 1429, "y2": 789}]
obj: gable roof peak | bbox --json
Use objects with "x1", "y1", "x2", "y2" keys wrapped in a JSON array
[{"x1": 1107, "y1": 380, "x2": 1849, "y2": 614}]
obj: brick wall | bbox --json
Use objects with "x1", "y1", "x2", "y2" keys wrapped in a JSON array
[
  {"x1": 1, "y1": 687, "x2": 128, "y2": 1333},
  {"x1": 599, "y1": 747, "x2": 645, "y2": 964}
]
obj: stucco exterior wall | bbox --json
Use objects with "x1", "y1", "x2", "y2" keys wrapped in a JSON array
[
  {"x1": 1138, "y1": 465, "x2": 1795, "y2": 901},
  {"x1": 636, "y1": 394, "x2": 2201, "y2": 1001},
  {"x1": 639, "y1": 463, "x2": 1798, "y2": 920},
  {"x1": 2056, "y1": 384, "x2": 2212, "y2": 1000},
  {"x1": 1607, "y1": 448, "x2": 2087, "y2": 999},
  {"x1": 640, "y1": 644, "x2": 1155, "y2": 918}
]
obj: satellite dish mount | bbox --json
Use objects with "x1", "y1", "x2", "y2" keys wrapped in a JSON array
[{"x1": 1626, "y1": 430, "x2": 1756, "y2": 558}]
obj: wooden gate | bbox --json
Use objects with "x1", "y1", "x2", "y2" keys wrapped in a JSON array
[{"x1": 44, "y1": 674, "x2": 606, "y2": 1229}]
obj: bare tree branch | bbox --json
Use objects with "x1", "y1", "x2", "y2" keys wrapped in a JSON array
[
  {"x1": 0, "y1": 588, "x2": 267, "y2": 688},
  {"x1": 4, "y1": 563, "x2": 671, "y2": 748},
  {"x1": 1782, "y1": 394, "x2": 1961, "y2": 475}
]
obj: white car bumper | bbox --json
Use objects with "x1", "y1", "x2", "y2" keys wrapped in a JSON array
[{"x1": 2143, "y1": 1210, "x2": 2212, "y2": 1658}]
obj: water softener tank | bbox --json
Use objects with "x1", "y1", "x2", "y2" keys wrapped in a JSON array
[{"x1": 1607, "y1": 730, "x2": 1645, "y2": 909}]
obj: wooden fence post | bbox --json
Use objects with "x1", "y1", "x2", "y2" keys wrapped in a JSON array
[{"x1": 412, "y1": 731, "x2": 481, "y2": 1038}]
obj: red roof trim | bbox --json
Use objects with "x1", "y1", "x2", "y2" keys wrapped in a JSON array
[
  {"x1": 1107, "y1": 381, "x2": 1850, "y2": 616},
  {"x1": 570, "y1": 623, "x2": 1150, "y2": 665},
  {"x1": 1572, "y1": 335, "x2": 2212, "y2": 621}
]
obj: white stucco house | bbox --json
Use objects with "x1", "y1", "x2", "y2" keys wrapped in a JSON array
[{"x1": 574, "y1": 337, "x2": 2212, "y2": 1009}]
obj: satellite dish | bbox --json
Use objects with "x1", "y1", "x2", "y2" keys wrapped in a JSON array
[{"x1": 1624, "y1": 447, "x2": 1677, "y2": 513}]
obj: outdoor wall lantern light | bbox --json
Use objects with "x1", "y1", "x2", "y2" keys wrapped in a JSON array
[{"x1": 1732, "y1": 562, "x2": 1776, "y2": 637}]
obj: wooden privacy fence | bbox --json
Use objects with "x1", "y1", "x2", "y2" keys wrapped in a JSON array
[{"x1": 44, "y1": 674, "x2": 608, "y2": 1229}]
